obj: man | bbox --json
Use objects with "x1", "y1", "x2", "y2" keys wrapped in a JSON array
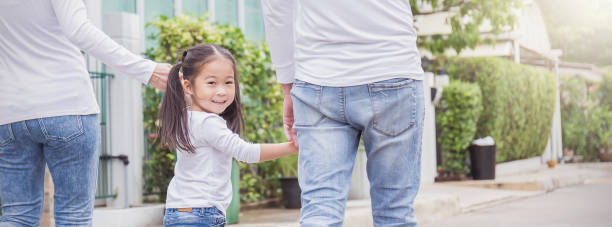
[{"x1": 261, "y1": 0, "x2": 425, "y2": 226}]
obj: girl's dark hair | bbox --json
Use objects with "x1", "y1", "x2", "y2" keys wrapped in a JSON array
[{"x1": 158, "y1": 44, "x2": 244, "y2": 153}]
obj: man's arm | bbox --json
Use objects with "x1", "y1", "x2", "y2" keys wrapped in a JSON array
[
  {"x1": 261, "y1": 0, "x2": 295, "y2": 84},
  {"x1": 262, "y1": 0, "x2": 298, "y2": 146},
  {"x1": 281, "y1": 84, "x2": 297, "y2": 147}
]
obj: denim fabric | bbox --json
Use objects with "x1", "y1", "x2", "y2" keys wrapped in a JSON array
[
  {"x1": 291, "y1": 78, "x2": 425, "y2": 227},
  {"x1": 163, "y1": 207, "x2": 226, "y2": 227},
  {"x1": 0, "y1": 114, "x2": 100, "y2": 227}
]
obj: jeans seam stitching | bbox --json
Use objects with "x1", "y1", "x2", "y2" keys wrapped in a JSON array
[
  {"x1": 22, "y1": 121, "x2": 32, "y2": 138},
  {"x1": 341, "y1": 88, "x2": 349, "y2": 124}
]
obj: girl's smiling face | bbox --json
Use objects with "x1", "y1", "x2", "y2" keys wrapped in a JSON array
[{"x1": 183, "y1": 57, "x2": 236, "y2": 114}]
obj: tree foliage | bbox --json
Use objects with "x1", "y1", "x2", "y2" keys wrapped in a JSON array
[
  {"x1": 537, "y1": 0, "x2": 612, "y2": 65},
  {"x1": 411, "y1": 0, "x2": 523, "y2": 55}
]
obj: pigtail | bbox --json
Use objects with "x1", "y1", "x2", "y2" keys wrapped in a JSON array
[{"x1": 158, "y1": 60, "x2": 196, "y2": 153}]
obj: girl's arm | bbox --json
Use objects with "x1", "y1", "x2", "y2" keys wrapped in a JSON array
[{"x1": 259, "y1": 142, "x2": 298, "y2": 162}]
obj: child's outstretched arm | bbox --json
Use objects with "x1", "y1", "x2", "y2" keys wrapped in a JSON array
[{"x1": 259, "y1": 142, "x2": 298, "y2": 162}]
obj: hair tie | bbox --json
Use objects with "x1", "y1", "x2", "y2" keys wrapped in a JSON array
[{"x1": 181, "y1": 50, "x2": 188, "y2": 61}]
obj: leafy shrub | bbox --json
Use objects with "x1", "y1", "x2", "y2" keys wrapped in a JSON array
[
  {"x1": 441, "y1": 57, "x2": 557, "y2": 162},
  {"x1": 600, "y1": 71, "x2": 612, "y2": 110},
  {"x1": 558, "y1": 73, "x2": 612, "y2": 161},
  {"x1": 436, "y1": 81, "x2": 483, "y2": 174},
  {"x1": 559, "y1": 74, "x2": 600, "y2": 161},
  {"x1": 143, "y1": 15, "x2": 285, "y2": 203}
]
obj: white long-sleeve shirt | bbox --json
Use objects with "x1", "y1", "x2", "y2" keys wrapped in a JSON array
[
  {"x1": 261, "y1": 0, "x2": 424, "y2": 86},
  {"x1": 0, "y1": 0, "x2": 156, "y2": 125},
  {"x1": 165, "y1": 111, "x2": 261, "y2": 214}
]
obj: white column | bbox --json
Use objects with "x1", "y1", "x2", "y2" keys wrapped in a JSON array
[
  {"x1": 238, "y1": 0, "x2": 245, "y2": 30},
  {"x1": 208, "y1": 0, "x2": 216, "y2": 21},
  {"x1": 543, "y1": 60, "x2": 563, "y2": 164},
  {"x1": 421, "y1": 72, "x2": 437, "y2": 184},
  {"x1": 513, "y1": 39, "x2": 521, "y2": 64},
  {"x1": 553, "y1": 60, "x2": 563, "y2": 161},
  {"x1": 175, "y1": 0, "x2": 183, "y2": 16},
  {"x1": 137, "y1": 0, "x2": 145, "y2": 54},
  {"x1": 103, "y1": 12, "x2": 146, "y2": 208}
]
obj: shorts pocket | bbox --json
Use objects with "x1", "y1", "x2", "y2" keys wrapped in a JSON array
[
  {"x1": 368, "y1": 78, "x2": 417, "y2": 136},
  {"x1": 39, "y1": 115, "x2": 84, "y2": 142},
  {"x1": 291, "y1": 80, "x2": 323, "y2": 127},
  {"x1": 163, "y1": 209, "x2": 200, "y2": 226},
  {"x1": 0, "y1": 124, "x2": 14, "y2": 146}
]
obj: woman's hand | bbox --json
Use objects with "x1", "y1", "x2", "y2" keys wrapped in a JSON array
[{"x1": 148, "y1": 63, "x2": 172, "y2": 91}]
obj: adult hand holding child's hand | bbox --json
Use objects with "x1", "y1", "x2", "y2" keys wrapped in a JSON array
[{"x1": 149, "y1": 63, "x2": 172, "y2": 91}]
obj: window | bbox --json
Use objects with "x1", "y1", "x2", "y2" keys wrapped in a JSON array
[
  {"x1": 144, "y1": 0, "x2": 175, "y2": 50},
  {"x1": 243, "y1": 0, "x2": 265, "y2": 42},
  {"x1": 215, "y1": 0, "x2": 238, "y2": 27},
  {"x1": 182, "y1": 0, "x2": 208, "y2": 17},
  {"x1": 102, "y1": 0, "x2": 137, "y2": 14}
]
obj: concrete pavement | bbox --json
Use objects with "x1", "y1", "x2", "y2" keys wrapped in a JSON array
[
  {"x1": 230, "y1": 163, "x2": 612, "y2": 227},
  {"x1": 140, "y1": 163, "x2": 612, "y2": 227},
  {"x1": 424, "y1": 178, "x2": 612, "y2": 227}
]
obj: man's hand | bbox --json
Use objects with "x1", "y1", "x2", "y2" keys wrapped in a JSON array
[
  {"x1": 282, "y1": 83, "x2": 298, "y2": 148},
  {"x1": 148, "y1": 63, "x2": 172, "y2": 91}
]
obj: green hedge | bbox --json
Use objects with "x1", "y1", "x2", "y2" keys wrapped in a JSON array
[
  {"x1": 436, "y1": 81, "x2": 483, "y2": 174},
  {"x1": 143, "y1": 15, "x2": 284, "y2": 202},
  {"x1": 443, "y1": 57, "x2": 557, "y2": 163}
]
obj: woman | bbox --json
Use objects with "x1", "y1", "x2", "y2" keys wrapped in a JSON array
[{"x1": 0, "y1": 0, "x2": 169, "y2": 226}]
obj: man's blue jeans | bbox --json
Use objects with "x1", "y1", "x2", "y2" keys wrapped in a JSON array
[
  {"x1": 292, "y1": 78, "x2": 424, "y2": 227},
  {"x1": 0, "y1": 114, "x2": 100, "y2": 227}
]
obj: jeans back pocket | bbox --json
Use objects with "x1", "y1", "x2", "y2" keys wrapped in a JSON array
[
  {"x1": 38, "y1": 115, "x2": 84, "y2": 142},
  {"x1": 368, "y1": 78, "x2": 418, "y2": 136},
  {"x1": 291, "y1": 80, "x2": 323, "y2": 127},
  {"x1": 0, "y1": 124, "x2": 14, "y2": 146}
]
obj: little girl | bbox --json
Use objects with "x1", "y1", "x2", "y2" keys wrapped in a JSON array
[{"x1": 158, "y1": 44, "x2": 298, "y2": 227}]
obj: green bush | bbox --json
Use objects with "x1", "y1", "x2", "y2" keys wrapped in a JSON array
[
  {"x1": 559, "y1": 74, "x2": 601, "y2": 161},
  {"x1": 143, "y1": 15, "x2": 285, "y2": 203},
  {"x1": 600, "y1": 71, "x2": 612, "y2": 110},
  {"x1": 436, "y1": 81, "x2": 483, "y2": 174},
  {"x1": 591, "y1": 107, "x2": 612, "y2": 152},
  {"x1": 442, "y1": 57, "x2": 557, "y2": 163}
]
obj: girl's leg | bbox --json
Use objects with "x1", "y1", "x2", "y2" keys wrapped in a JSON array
[{"x1": 42, "y1": 114, "x2": 100, "y2": 227}]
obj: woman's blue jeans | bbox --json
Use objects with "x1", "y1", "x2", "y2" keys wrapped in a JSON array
[
  {"x1": 0, "y1": 114, "x2": 100, "y2": 227},
  {"x1": 291, "y1": 78, "x2": 425, "y2": 227}
]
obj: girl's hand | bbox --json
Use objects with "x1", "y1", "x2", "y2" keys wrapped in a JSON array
[{"x1": 259, "y1": 142, "x2": 299, "y2": 162}]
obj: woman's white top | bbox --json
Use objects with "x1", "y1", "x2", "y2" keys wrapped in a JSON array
[
  {"x1": 261, "y1": 0, "x2": 424, "y2": 86},
  {"x1": 0, "y1": 0, "x2": 156, "y2": 125},
  {"x1": 165, "y1": 111, "x2": 261, "y2": 214}
]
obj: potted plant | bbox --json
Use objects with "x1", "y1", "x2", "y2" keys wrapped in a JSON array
[
  {"x1": 547, "y1": 145, "x2": 557, "y2": 168},
  {"x1": 278, "y1": 154, "x2": 300, "y2": 208}
]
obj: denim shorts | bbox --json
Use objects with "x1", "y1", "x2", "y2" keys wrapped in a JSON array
[{"x1": 163, "y1": 207, "x2": 226, "y2": 227}]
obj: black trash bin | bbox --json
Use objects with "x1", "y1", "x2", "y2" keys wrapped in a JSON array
[{"x1": 469, "y1": 144, "x2": 496, "y2": 180}]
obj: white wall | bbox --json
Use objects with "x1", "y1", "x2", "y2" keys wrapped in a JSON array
[{"x1": 421, "y1": 72, "x2": 438, "y2": 184}]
